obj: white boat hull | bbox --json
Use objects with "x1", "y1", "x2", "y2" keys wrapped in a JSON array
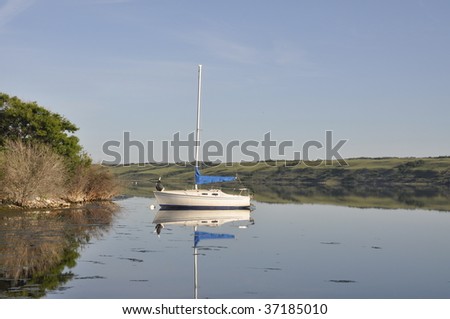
[{"x1": 154, "y1": 189, "x2": 251, "y2": 209}]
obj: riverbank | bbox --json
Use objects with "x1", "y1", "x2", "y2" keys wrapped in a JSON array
[
  {"x1": 0, "y1": 197, "x2": 115, "y2": 211},
  {"x1": 1, "y1": 197, "x2": 75, "y2": 210},
  {"x1": 1, "y1": 95, "x2": 121, "y2": 210}
]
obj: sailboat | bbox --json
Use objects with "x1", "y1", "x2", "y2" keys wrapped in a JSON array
[{"x1": 154, "y1": 65, "x2": 252, "y2": 209}]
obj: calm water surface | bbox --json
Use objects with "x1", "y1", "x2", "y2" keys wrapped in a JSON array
[{"x1": 1, "y1": 197, "x2": 450, "y2": 298}]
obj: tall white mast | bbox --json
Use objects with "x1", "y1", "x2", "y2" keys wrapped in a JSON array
[{"x1": 194, "y1": 65, "x2": 202, "y2": 190}]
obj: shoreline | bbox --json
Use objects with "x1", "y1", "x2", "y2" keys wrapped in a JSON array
[{"x1": 0, "y1": 197, "x2": 117, "y2": 211}]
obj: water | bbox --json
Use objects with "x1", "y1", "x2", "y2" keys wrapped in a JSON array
[{"x1": 1, "y1": 197, "x2": 450, "y2": 298}]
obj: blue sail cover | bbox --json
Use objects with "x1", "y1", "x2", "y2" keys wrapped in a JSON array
[
  {"x1": 194, "y1": 231, "x2": 235, "y2": 247},
  {"x1": 194, "y1": 167, "x2": 236, "y2": 185}
]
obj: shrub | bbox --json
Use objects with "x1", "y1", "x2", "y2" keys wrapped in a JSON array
[
  {"x1": 66, "y1": 165, "x2": 121, "y2": 202},
  {"x1": 0, "y1": 140, "x2": 66, "y2": 205},
  {"x1": 83, "y1": 165, "x2": 121, "y2": 201}
]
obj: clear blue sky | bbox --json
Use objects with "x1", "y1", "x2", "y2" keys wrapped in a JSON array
[{"x1": 1, "y1": 0, "x2": 449, "y2": 163}]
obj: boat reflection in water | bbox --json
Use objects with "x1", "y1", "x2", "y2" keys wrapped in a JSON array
[{"x1": 152, "y1": 209, "x2": 254, "y2": 299}]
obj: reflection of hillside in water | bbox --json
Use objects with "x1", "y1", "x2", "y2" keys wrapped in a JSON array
[
  {"x1": 0, "y1": 202, "x2": 119, "y2": 298},
  {"x1": 127, "y1": 181, "x2": 450, "y2": 211},
  {"x1": 251, "y1": 183, "x2": 450, "y2": 211}
]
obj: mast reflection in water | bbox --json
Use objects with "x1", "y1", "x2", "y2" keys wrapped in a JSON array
[{"x1": 153, "y1": 208, "x2": 254, "y2": 299}]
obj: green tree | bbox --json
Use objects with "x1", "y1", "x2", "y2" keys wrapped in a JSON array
[{"x1": 0, "y1": 92, "x2": 90, "y2": 168}]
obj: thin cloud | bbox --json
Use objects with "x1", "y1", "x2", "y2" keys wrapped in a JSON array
[
  {"x1": 207, "y1": 36, "x2": 261, "y2": 65},
  {"x1": 182, "y1": 30, "x2": 319, "y2": 73},
  {"x1": 92, "y1": 0, "x2": 135, "y2": 4},
  {"x1": 0, "y1": 0, "x2": 35, "y2": 29},
  {"x1": 181, "y1": 31, "x2": 262, "y2": 65},
  {"x1": 271, "y1": 40, "x2": 320, "y2": 75}
]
